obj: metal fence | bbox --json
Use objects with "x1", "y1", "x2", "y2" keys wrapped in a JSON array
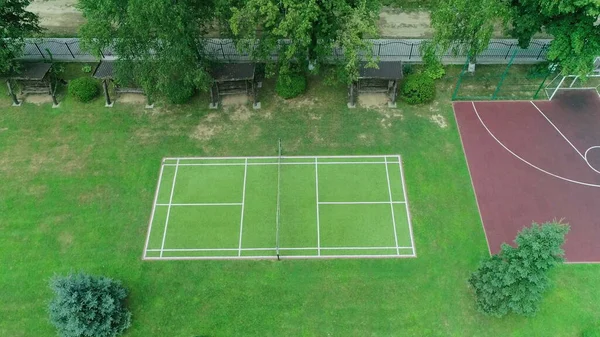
[{"x1": 20, "y1": 38, "x2": 551, "y2": 64}]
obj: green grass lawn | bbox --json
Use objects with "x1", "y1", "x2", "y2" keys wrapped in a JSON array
[{"x1": 0, "y1": 72, "x2": 599, "y2": 336}]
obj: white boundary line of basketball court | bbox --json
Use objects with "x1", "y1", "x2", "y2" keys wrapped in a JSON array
[{"x1": 142, "y1": 155, "x2": 417, "y2": 260}]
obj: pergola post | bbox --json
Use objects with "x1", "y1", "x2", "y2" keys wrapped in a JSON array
[
  {"x1": 6, "y1": 80, "x2": 21, "y2": 106},
  {"x1": 252, "y1": 80, "x2": 261, "y2": 110},
  {"x1": 145, "y1": 90, "x2": 154, "y2": 109},
  {"x1": 388, "y1": 80, "x2": 398, "y2": 108},
  {"x1": 209, "y1": 82, "x2": 219, "y2": 109},
  {"x1": 103, "y1": 79, "x2": 113, "y2": 107},
  {"x1": 347, "y1": 82, "x2": 356, "y2": 108},
  {"x1": 49, "y1": 78, "x2": 60, "y2": 108}
]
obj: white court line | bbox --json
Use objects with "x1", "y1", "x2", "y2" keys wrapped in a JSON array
[
  {"x1": 384, "y1": 156, "x2": 400, "y2": 255},
  {"x1": 472, "y1": 102, "x2": 600, "y2": 188},
  {"x1": 142, "y1": 163, "x2": 166, "y2": 259},
  {"x1": 318, "y1": 201, "x2": 406, "y2": 205},
  {"x1": 144, "y1": 254, "x2": 416, "y2": 261},
  {"x1": 146, "y1": 246, "x2": 413, "y2": 252},
  {"x1": 164, "y1": 155, "x2": 399, "y2": 160},
  {"x1": 159, "y1": 159, "x2": 180, "y2": 257},
  {"x1": 238, "y1": 159, "x2": 248, "y2": 256},
  {"x1": 155, "y1": 203, "x2": 242, "y2": 206},
  {"x1": 181, "y1": 162, "x2": 389, "y2": 166},
  {"x1": 530, "y1": 102, "x2": 585, "y2": 159},
  {"x1": 315, "y1": 157, "x2": 321, "y2": 256},
  {"x1": 398, "y1": 155, "x2": 417, "y2": 256},
  {"x1": 530, "y1": 101, "x2": 600, "y2": 175}
]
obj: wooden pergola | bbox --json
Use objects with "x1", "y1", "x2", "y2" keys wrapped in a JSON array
[
  {"x1": 93, "y1": 61, "x2": 152, "y2": 108},
  {"x1": 348, "y1": 61, "x2": 403, "y2": 108},
  {"x1": 209, "y1": 63, "x2": 260, "y2": 109},
  {"x1": 5, "y1": 62, "x2": 57, "y2": 106}
]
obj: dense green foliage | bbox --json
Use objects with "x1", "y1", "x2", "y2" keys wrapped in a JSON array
[
  {"x1": 401, "y1": 73, "x2": 436, "y2": 104},
  {"x1": 163, "y1": 78, "x2": 195, "y2": 105},
  {"x1": 275, "y1": 72, "x2": 307, "y2": 99},
  {"x1": 79, "y1": 0, "x2": 214, "y2": 102},
  {"x1": 68, "y1": 77, "x2": 99, "y2": 103},
  {"x1": 0, "y1": 0, "x2": 40, "y2": 74},
  {"x1": 49, "y1": 273, "x2": 131, "y2": 337},
  {"x1": 421, "y1": 42, "x2": 446, "y2": 79},
  {"x1": 230, "y1": 0, "x2": 380, "y2": 83},
  {"x1": 506, "y1": 0, "x2": 600, "y2": 77},
  {"x1": 469, "y1": 222, "x2": 569, "y2": 317},
  {"x1": 429, "y1": 0, "x2": 507, "y2": 61}
]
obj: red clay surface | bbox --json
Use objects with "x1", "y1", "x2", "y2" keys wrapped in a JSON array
[{"x1": 454, "y1": 90, "x2": 600, "y2": 262}]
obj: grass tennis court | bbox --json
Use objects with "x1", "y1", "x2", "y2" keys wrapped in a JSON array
[{"x1": 143, "y1": 155, "x2": 415, "y2": 259}]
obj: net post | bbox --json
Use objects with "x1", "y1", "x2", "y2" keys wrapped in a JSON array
[{"x1": 275, "y1": 138, "x2": 282, "y2": 260}]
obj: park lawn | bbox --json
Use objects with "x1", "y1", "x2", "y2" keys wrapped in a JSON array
[{"x1": 0, "y1": 73, "x2": 598, "y2": 337}]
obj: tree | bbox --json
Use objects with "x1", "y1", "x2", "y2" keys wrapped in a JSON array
[
  {"x1": 229, "y1": 0, "x2": 380, "y2": 83},
  {"x1": 506, "y1": 0, "x2": 600, "y2": 77},
  {"x1": 49, "y1": 273, "x2": 132, "y2": 337},
  {"x1": 429, "y1": 0, "x2": 508, "y2": 63},
  {"x1": 79, "y1": 0, "x2": 215, "y2": 104},
  {"x1": 0, "y1": 0, "x2": 41, "y2": 74},
  {"x1": 468, "y1": 222, "x2": 569, "y2": 317}
]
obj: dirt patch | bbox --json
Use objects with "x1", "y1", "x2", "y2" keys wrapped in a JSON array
[
  {"x1": 228, "y1": 105, "x2": 252, "y2": 122},
  {"x1": 429, "y1": 100, "x2": 441, "y2": 113},
  {"x1": 430, "y1": 114, "x2": 448, "y2": 128},
  {"x1": 24, "y1": 94, "x2": 54, "y2": 105},
  {"x1": 308, "y1": 113, "x2": 321, "y2": 120},
  {"x1": 379, "y1": 9, "x2": 432, "y2": 38},
  {"x1": 117, "y1": 93, "x2": 147, "y2": 105},
  {"x1": 0, "y1": 128, "x2": 8, "y2": 133},
  {"x1": 378, "y1": 109, "x2": 404, "y2": 129},
  {"x1": 26, "y1": 184, "x2": 48, "y2": 197},
  {"x1": 191, "y1": 125, "x2": 223, "y2": 141},
  {"x1": 358, "y1": 93, "x2": 389, "y2": 108},
  {"x1": 27, "y1": 0, "x2": 86, "y2": 35},
  {"x1": 58, "y1": 231, "x2": 74, "y2": 252},
  {"x1": 222, "y1": 94, "x2": 249, "y2": 106},
  {"x1": 285, "y1": 97, "x2": 317, "y2": 108},
  {"x1": 358, "y1": 133, "x2": 376, "y2": 146}
]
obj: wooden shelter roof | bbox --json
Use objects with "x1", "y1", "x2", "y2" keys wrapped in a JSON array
[
  {"x1": 93, "y1": 61, "x2": 115, "y2": 79},
  {"x1": 358, "y1": 61, "x2": 403, "y2": 80},
  {"x1": 211, "y1": 63, "x2": 255, "y2": 82},
  {"x1": 9, "y1": 62, "x2": 52, "y2": 81}
]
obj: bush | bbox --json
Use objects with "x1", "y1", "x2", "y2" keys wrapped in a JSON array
[
  {"x1": 68, "y1": 77, "x2": 99, "y2": 103},
  {"x1": 163, "y1": 78, "x2": 195, "y2": 104},
  {"x1": 49, "y1": 273, "x2": 132, "y2": 337},
  {"x1": 400, "y1": 74, "x2": 436, "y2": 104},
  {"x1": 468, "y1": 222, "x2": 569, "y2": 317},
  {"x1": 276, "y1": 72, "x2": 307, "y2": 99}
]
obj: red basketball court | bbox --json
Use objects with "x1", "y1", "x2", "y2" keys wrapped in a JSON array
[{"x1": 454, "y1": 90, "x2": 600, "y2": 262}]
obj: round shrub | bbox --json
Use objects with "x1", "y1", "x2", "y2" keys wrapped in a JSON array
[
  {"x1": 400, "y1": 74, "x2": 436, "y2": 105},
  {"x1": 276, "y1": 73, "x2": 307, "y2": 99},
  {"x1": 49, "y1": 273, "x2": 132, "y2": 337},
  {"x1": 68, "y1": 77, "x2": 99, "y2": 103}
]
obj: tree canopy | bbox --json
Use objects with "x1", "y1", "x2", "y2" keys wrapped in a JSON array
[
  {"x1": 49, "y1": 273, "x2": 132, "y2": 337},
  {"x1": 229, "y1": 0, "x2": 380, "y2": 83},
  {"x1": 468, "y1": 222, "x2": 569, "y2": 317},
  {"x1": 506, "y1": 0, "x2": 600, "y2": 76},
  {"x1": 0, "y1": 0, "x2": 40, "y2": 74},
  {"x1": 79, "y1": 0, "x2": 216, "y2": 103},
  {"x1": 429, "y1": 0, "x2": 507, "y2": 61}
]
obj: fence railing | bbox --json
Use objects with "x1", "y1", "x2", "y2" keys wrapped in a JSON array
[{"x1": 19, "y1": 38, "x2": 552, "y2": 64}]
